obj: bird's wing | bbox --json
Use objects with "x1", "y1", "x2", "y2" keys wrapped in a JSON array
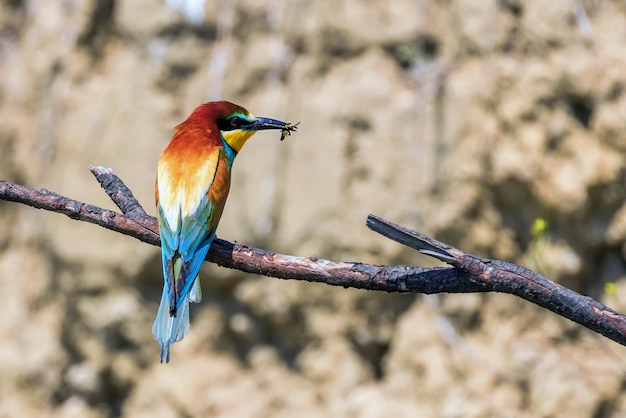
[{"x1": 157, "y1": 148, "x2": 230, "y2": 314}]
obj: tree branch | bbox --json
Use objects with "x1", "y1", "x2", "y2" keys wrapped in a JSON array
[
  {"x1": 1, "y1": 167, "x2": 625, "y2": 347},
  {"x1": 366, "y1": 215, "x2": 626, "y2": 346}
]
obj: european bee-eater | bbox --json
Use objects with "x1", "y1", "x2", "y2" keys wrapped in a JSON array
[{"x1": 154, "y1": 101, "x2": 297, "y2": 363}]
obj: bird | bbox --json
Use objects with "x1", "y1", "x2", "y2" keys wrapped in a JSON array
[{"x1": 153, "y1": 101, "x2": 297, "y2": 363}]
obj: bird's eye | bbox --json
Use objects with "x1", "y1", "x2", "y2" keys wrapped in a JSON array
[
  {"x1": 230, "y1": 117, "x2": 242, "y2": 127},
  {"x1": 218, "y1": 116, "x2": 250, "y2": 131}
]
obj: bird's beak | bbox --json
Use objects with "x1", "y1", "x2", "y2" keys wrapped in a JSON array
[{"x1": 244, "y1": 117, "x2": 293, "y2": 131}]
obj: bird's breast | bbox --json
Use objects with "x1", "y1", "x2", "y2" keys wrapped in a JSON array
[{"x1": 157, "y1": 131, "x2": 231, "y2": 229}]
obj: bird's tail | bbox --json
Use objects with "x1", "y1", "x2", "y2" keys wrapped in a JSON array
[{"x1": 152, "y1": 278, "x2": 202, "y2": 363}]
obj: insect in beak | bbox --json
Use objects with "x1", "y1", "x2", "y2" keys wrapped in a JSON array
[{"x1": 280, "y1": 121, "x2": 300, "y2": 141}]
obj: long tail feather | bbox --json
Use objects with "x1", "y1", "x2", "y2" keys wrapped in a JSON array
[{"x1": 152, "y1": 284, "x2": 194, "y2": 363}]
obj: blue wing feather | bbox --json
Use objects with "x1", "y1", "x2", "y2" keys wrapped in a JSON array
[{"x1": 175, "y1": 194, "x2": 217, "y2": 301}]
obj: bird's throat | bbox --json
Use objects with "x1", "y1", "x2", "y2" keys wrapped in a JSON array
[{"x1": 220, "y1": 130, "x2": 256, "y2": 154}]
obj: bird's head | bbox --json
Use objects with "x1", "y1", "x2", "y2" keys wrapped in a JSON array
[{"x1": 188, "y1": 101, "x2": 295, "y2": 154}]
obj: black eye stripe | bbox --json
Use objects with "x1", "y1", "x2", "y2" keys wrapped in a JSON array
[{"x1": 217, "y1": 116, "x2": 251, "y2": 131}]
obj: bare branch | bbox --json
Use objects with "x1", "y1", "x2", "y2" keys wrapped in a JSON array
[
  {"x1": 1, "y1": 168, "x2": 625, "y2": 348},
  {"x1": 367, "y1": 215, "x2": 626, "y2": 346},
  {"x1": 0, "y1": 178, "x2": 159, "y2": 244},
  {"x1": 90, "y1": 165, "x2": 148, "y2": 217},
  {"x1": 0, "y1": 173, "x2": 470, "y2": 292}
]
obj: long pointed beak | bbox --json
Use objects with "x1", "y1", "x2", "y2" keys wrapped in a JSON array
[{"x1": 245, "y1": 117, "x2": 293, "y2": 131}]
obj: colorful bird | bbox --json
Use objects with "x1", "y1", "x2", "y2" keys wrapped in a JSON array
[{"x1": 154, "y1": 101, "x2": 297, "y2": 363}]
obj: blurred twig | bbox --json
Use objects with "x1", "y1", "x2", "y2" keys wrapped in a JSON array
[
  {"x1": 1, "y1": 167, "x2": 626, "y2": 347},
  {"x1": 573, "y1": 0, "x2": 593, "y2": 40}
]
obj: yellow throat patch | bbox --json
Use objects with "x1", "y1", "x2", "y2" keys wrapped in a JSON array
[{"x1": 220, "y1": 129, "x2": 257, "y2": 153}]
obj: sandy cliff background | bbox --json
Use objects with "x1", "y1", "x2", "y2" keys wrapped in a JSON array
[{"x1": 1, "y1": 0, "x2": 626, "y2": 416}]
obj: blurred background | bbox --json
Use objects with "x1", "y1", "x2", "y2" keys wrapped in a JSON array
[{"x1": 1, "y1": 0, "x2": 626, "y2": 416}]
